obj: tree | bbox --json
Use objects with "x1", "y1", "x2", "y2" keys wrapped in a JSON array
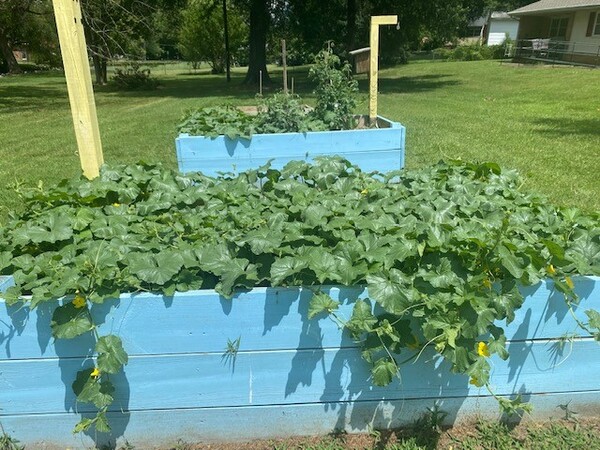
[
  {"x1": 0, "y1": 0, "x2": 54, "y2": 74},
  {"x1": 179, "y1": 0, "x2": 246, "y2": 73},
  {"x1": 243, "y1": 0, "x2": 270, "y2": 84}
]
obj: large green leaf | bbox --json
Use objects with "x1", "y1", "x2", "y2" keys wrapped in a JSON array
[
  {"x1": 96, "y1": 335, "x2": 129, "y2": 374},
  {"x1": 72, "y1": 369, "x2": 114, "y2": 409},
  {"x1": 366, "y1": 270, "x2": 413, "y2": 315},
  {"x1": 371, "y1": 357, "x2": 398, "y2": 386},
  {"x1": 51, "y1": 303, "x2": 94, "y2": 339},
  {"x1": 127, "y1": 251, "x2": 183, "y2": 285},
  {"x1": 270, "y1": 257, "x2": 307, "y2": 285},
  {"x1": 308, "y1": 291, "x2": 339, "y2": 319},
  {"x1": 498, "y1": 245, "x2": 524, "y2": 279}
]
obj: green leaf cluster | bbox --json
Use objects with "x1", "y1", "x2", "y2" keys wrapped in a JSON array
[
  {"x1": 1, "y1": 157, "x2": 599, "y2": 425},
  {"x1": 177, "y1": 49, "x2": 359, "y2": 138}
]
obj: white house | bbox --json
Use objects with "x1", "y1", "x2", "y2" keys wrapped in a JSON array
[
  {"x1": 487, "y1": 12, "x2": 520, "y2": 45},
  {"x1": 510, "y1": 0, "x2": 600, "y2": 65}
]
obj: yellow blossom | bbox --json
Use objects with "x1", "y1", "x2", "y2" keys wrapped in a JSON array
[
  {"x1": 565, "y1": 276, "x2": 574, "y2": 289},
  {"x1": 112, "y1": 203, "x2": 121, "y2": 207},
  {"x1": 547, "y1": 264, "x2": 556, "y2": 275},
  {"x1": 90, "y1": 367, "x2": 101, "y2": 378},
  {"x1": 72, "y1": 295, "x2": 86, "y2": 309},
  {"x1": 360, "y1": 188, "x2": 369, "y2": 195},
  {"x1": 469, "y1": 377, "x2": 479, "y2": 386},
  {"x1": 477, "y1": 341, "x2": 490, "y2": 357},
  {"x1": 482, "y1": 279, "x2": 492, "y2": 289}
]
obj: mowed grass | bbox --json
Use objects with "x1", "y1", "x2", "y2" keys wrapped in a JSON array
[{"x1": 0, "y1": 60, "x2": 599, "y2": 220}]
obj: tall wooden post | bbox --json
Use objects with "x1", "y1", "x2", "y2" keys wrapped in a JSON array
[
  {"x1": 52, "y1": 0, "x2": 104, "y2": 179},
  {"x1": 369, "y1": 15, "x2": 398, "y2": 121},
  {"x1": 281, "y1": 39, "x2": 288, "y2": 94}
]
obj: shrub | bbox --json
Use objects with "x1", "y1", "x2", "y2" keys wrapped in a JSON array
[
  {"x1": 112, "y1": 63, "x2": 159, "y2": 90},
  {"x1": 438, "y1": 41, "x2": 511, "y2": 62}
]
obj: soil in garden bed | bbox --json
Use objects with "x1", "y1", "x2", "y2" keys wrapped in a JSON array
[{"x1": 159, "y1": 418, "x2": 600, "y2": 450}]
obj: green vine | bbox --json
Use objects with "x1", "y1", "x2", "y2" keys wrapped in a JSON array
[{"x1": 1, "y1": 158, "x2": 599, "y2": 431}]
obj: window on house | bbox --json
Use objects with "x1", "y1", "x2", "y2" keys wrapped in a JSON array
[
  {"x1": 594, "y1": 12, "x2": 600, "y2": 35},
  {"x1": 549, "y1": 17, "x2": 569, "y2": 39}
]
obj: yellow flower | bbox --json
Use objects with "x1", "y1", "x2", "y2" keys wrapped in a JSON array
[
  {"x1": 477, "y1": 341, "x2": 490, "y2": 357},
  {"x1": 469, "y1": 376, "x2": 479, "y2": 386},
  {"x1": 112, "y1": 202, "x2": 121, "y2": 207},
  {"x1": 90, "y1": 367, "x2": 101, "y2": 378},
  {"x1": 360, "y1": 188, "x2": 369, "y2": 195},
  {"x1": 72, "y1": 295, "x2": 86, "y2": 309},
  {"x1": 565, "y1": 276, "x2": 574, "y2": 289},
  {"x1": 482, "y1": 279, "x2": 492, "y2": 289},
  {"x1": 547, "y1": 264, "x2": 556, "y2": 275}
]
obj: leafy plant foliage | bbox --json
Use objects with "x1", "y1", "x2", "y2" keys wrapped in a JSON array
[
  {"x1": 178, "y1": 105, "x2": 256, "y2": 140},
  {"x1": 1, "y1": 158, "x2": 599, "y2": 431},
  {"x1": 177, "y1": 49, "x2": 359, "y2": 138}
]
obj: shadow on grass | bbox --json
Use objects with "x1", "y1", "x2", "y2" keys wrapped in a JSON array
[
  {"x1": 531, "y1": 118, "x2": 600, "y2": 137},
  {"x1": 358, "y1": 74, "x2": 461, "y2": 94},
  {"x1": 94, "y1": 67, "x2": 316, "y2": 101},
  {"x1": 0, "y1": 84, "x2": 69, "y2": 113}
]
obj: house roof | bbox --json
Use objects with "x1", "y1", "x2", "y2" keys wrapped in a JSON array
[
  {"x1": 510, "y1": 0, "x2": 600, "y2": 16},
  {"x1": 490, "y1": 11, "x2": 518, "y2": 20}
]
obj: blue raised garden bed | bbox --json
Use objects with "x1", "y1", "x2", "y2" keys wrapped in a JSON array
[
  {"x1": 1, "y1": 275, "x2": 600, "y2": 448},
  {"x1": 176, "y1": 115, "x2": 406, "y2": 175}
]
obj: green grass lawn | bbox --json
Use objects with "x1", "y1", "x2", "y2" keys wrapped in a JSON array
[{"x1": 0, "y1": 60, "x2": 599, "y2": 220}]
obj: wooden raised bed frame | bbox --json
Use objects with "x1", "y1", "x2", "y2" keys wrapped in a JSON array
[{"x1": 1, "y1": 275, "x2": 599, "y2": 448}]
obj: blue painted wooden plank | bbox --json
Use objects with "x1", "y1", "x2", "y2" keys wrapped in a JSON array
[
  {"x1": 2, "y1": 390, "x2": 600, "y2": 450},
  {"x1": 177, "y1": 150, "x2": 403, "y2": 177},
  {"x1": 1, "y1": 340, "x2": 599, "y2": 415},
  {"x1": 1, "y1": 278, "x2": 599, "y2": 360},
  {"x1": 176, "y1": 115, "x2": 406, "y2": 176}
]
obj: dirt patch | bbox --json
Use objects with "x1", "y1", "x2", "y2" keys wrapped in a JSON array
[{"x1": 160, "y1": 418, "x2": 600, "y2": 450}]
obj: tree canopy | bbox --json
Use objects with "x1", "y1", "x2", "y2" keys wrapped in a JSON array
[{"x1": 1, "y1": 0, "x2": 515, "y2": 79}]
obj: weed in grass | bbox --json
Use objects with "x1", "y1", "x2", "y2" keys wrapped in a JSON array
[
  {"x1": 170, "y1": 439, "x2": 195, "y2": 450},
  {"x1": 0, "y1": 432, "x2": 24, "y2": 450}
]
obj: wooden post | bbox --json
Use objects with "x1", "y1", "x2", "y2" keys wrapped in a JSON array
[
  {"x1": 52, "y1": 0, "x2": 103, "y2": 179},
  {"x1": 281, "y1": 39, "x2": 288, "y2": 94},
  {"x1": 222, "y1": 0, "x2": 231, "y2": 82},
  {"x1": 369, "y1": 15, "x2": 398, "y2": 121}
]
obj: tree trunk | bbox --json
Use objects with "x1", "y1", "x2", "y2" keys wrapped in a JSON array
[
  {"x1": 244, "y1": 0, "x2": 270, "y2": 85},
  {"x1": 346, "y1": 0, "x2": 357, "y2": 52},
  {"x1": 101, "y1": 58, "x2": 107, "y2": 84},
  {"x1": 92, "y1": 53, "x2": 103, "y2": 84},
  {"x1": 0, "y1": 33, "x2": 22, "y2": 74}
]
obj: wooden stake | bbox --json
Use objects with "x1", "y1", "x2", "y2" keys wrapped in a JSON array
[
  {"x1": 369, "y1": 15, "x2": 398, "y2": 121},
  {"x1": 259, "y1": 70, "x2": 263, "y2": 96},
  {"x1": 281, "y1": 39, "x2": 288, "y2": 94},
  {"x1": 52, "y1": 0, "x2": 104, "y2": 179}
]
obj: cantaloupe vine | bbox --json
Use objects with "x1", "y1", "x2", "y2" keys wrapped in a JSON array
[{"x1": 1, "y1": 157, "x2": 599, "y2": 433}]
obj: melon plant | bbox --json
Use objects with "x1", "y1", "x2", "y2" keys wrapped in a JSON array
[{"x1": 1, "y1": 157, "x2": 599, "y2": 432}]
